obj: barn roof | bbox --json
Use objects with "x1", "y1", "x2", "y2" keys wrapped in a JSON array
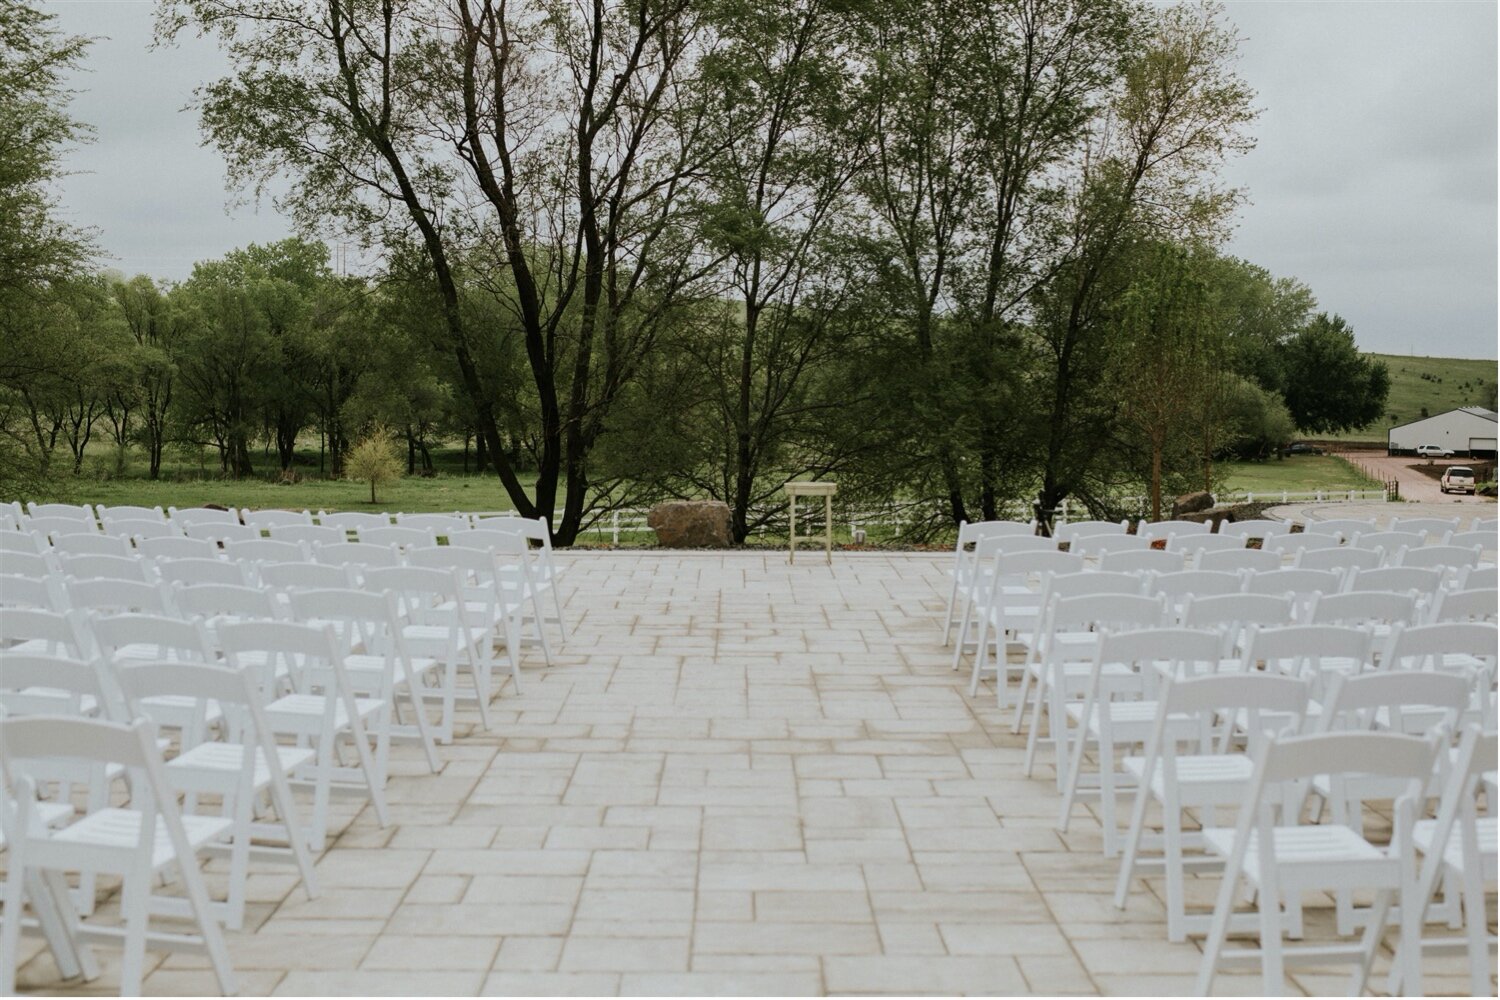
[{"x1": 1389, "y1": 406, "x2": 1498, "y2": 433}]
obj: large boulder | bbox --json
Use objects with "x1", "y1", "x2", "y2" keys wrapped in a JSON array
[
  {"x1": 1172, "y1": 491, "x2": 1214, "y2": 517},
  {"x1": 647, "y1": 500, "x2": 733, "y2": 548}
]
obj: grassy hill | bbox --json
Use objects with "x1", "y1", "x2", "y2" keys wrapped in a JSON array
[{"x1": 1322, "y1": 353, "x2": 1497, "y2": 442}]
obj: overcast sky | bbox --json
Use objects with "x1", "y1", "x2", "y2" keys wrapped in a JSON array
[{"x1": 44, "y1": 0, "x2": 1500, "y2": 359}]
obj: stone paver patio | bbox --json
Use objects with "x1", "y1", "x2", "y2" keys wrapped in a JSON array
[{"x1": 16, "y1": 552, "x2": 1490, "y2": 996}]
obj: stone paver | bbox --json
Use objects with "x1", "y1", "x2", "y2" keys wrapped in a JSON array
[
  {"x1": 1266, "y1": 499, "x2": 1494, "y2": 529},
  {"x1": 18, "y1": 552, "x2": 1492, "y2": 996}
]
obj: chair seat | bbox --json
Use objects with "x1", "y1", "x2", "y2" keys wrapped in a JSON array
[
  {"x1": 50, "y1": 808, "x2": 232, "y2": 870},
  {"x1": 1412, "y1": 816, "x2": 1499, "y2": 874},
  {"x1": 1124, "y1": 754, "x2": 1255, "y2": 804},
  {"x1": 8, "y1": 689, "x2": 98, "y2": 716},
  {"x1": 1066, "y1": 700, "x2": 1164, "y2": 734},
  {"x1": 139, "y1": 695, "x2": 224, "y2": 728},
  {"x1": 264, "y1": 694, "x2": 385, "y2": 730},
  {"x1": 403, "y1": 624, "x2": 493, "y2": 647},
  {"x1": 168, "y1": 743, "x2": 316, "y2": 788},
  {"x1": 0, "y1": 802, "x2": 74, "y2": 848},
  {"x1": 1202, "y1": 824, "x2": 1396, "y2": 889}
]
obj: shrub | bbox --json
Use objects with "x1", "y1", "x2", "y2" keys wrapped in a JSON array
[{"x1": 346, "y1": 426, "x2": 403, "y2": 503}]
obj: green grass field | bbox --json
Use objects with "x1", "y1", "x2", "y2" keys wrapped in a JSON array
[
  {"x1": 1322, "y1": 353, "x2": 1497, "y2": 442},
  {"x1": 1218, "y1": 455, "x2": 1382, "y2": 495}
]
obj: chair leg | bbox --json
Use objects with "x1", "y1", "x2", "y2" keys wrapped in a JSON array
[
  {"x1": 549, "y1": 577, "x2": 569, "y2": 642},
  {"x1": 1113, "y1": 782, "x2": 1151, "y2": 911},
  {"x1": 1258, "y1": 880, "x2": 1285, "y2": 996},
  {"x1": 942, "y1": 569, "x2": 960, "y2": 646},
  {"x1": 1163, "y1": 812, "x2": 1189, "y2": 942},
  {"x1": 1022, "y1": 667, "x2": 1049, "y2": 778},
  {"x1": 1012, "y1": 652, "x2": 1037, "y2": 733},
  {"x1": 967, "y1": 612, "x2": 990, "y2": 697},
  {"x1": 1462, "y1": 872, "x2": 1488, "y2": 998},
  {"x1": 1195, "y1": 853, "x2": 1241, "y2": 997},
  {"x1": 118, "y1": 868, "x2": 150, "y2": 997},
  {"x1": 0, "y1": 846, "x2": 27, "y2": 994},
  {"x1": 404, "y1": 679, "x2": 441, "y2": 772}
]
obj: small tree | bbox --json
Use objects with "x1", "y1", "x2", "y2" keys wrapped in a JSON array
[{"x1": 345, "y1": 425, "x2": 402, "y2": 504}]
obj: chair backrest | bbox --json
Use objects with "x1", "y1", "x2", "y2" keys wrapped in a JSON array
[
  {"x1": 1098, "y1": 548, "x2": 1186, "y2": 574},
  {"x1": 1136, "y1": 519, "x2": 1210, "y2": 542},
  {"x1": 1263, "y1": 532, "x2": 1340, "y2": 557},
  {"x1": 102, "y1": 518, "x2": 178, "y2": 541},
  {"x1": 1047, "y1": 592, "x2": 1166, "y2": 635},
  {"x1": 183, "y1": 520, "x2": 261, "y2": 543},
  {"x1": 1295, "y1": 546, "x2": 1383, "y2": 574},
  {"x1": 0, "y1": 607, "x2": 90, "y2": 657},
  {"x1": 362, "y1": 565, "x2": 473, "y2": 626},
  {"x1": 1412, "y1": 725, "x2": 1499, "y2": 913},
  {"x1": 1446, "y1": 529, "x2": 1497, "y2": 556},
  {"x1": 0, "y1": 551, "x2": 54, "y2": 582},
  {"x1": 1242, "y1": 624, "x2": 1373, "y2": 679},
  {"x1": 406, "y1": 543, "x2": 497, "y2": 576},
  {"x1": 1300, "y1": 518, "x2": 1377, "y2": 540},
  {"x1": 1196, "y1": 548, "x2": 1280, "y2": 573},
  {"x1": 256, "y1": 560, "x2": 355, "y2": 591},
  {"x1": 1381, "y1": 622, "x2": 1499, "y2": 673},
  {"x1": 56, "y1": 552, "x2": 152, "y2": 583},
  {"x1": 1095, "y1": 626, "x2": 1226, "y2": 681},
  {"x1": 1255, "y1": 730, "x2": 1438, "y2": 787},
  {"x1": 1308, "y1": 589, "x2": 1418, "y2": 629},
  {"x1": 316, "y1": 510, "x2": 393, "y2": 531},
  {"x1": 171, "y1": 582, "x2": 281, "y2": 622},
  {"x1": 92, "y1": 612, "x2": 216, "y2": 664},
  {"x1": 1350, "y1": 530, "x2": 1425, "y2": 553},
  {"x1": 0, "y1": 653, "x2": 110, "y2": 719},
  {"x1": 0, "y1": 532, "x2": 46, "y2": 557},
  {"x1": 393, "y1": 512, "x2": 473, "y2": 536},
  {"x1": 267, "y1": 524, "x2": 347, "y2": 547},
  {"x1": 49, "y1": 532, "x2": 131, "y2": 558},
  {"x1": 1242, "y1": 568, "x2": 1344, "y2": 602},
  {"x1": 116, "y1": 660, "x2": 268, "y2": 751},
  {"x1": 1180, "y1": 592, "x2": 1294, "y2": 631},
  {"x1": 990, "y1": 549, "x2": 1083, "y2": 580},
  {"x1": 1317, "y1": 669, "x2": 1472, "y2": 736},
  {"x1": 1168, "y1": 533, "x2": 1245, "y2": 555},
  {"x1": 1398, "y1": 544, "x2": 1483, "y2": 571},
  {"x1": 220, "y1": 537, "x2": 310, "y2": 565},
  {"x1": 239, "y1": 509, "x2": 314, "y2": 529},
  {"x1": 1072, "y1": 534, "x2": 1150, "y2": 559},
  {"x1": 0, "y1": 575, "x2": 61, "y2": 611},
  {"x1": 314, "y1": 541, "x2": 402, "y2": 569},
  {"x1": 96, "y1": 504, "x2": 165, "y2": 524},
  {"x1": 1040, "y1": 570, "x2": 1145, "y2": 605},
  {"x1": 1148, "y1": 569, "x2": 1244, "y2": 602},
  {"x1": 356, "y1": 525, "x2": 437, "y2": 549},
  {"x1": 154, "y1": 557, "x2": 248, "y2": 588},
  {"x1": 1053, "y1": 519, "x2": 1128, "y2": 544},
  {"x1": 1216, "y1": 519, "x2": 1290, "y2": 539},
  {"x1": 954, "y1": 520, "x2": 1038, "y2": 547},
  {"x1": 1426, "y1": 587, "x2": 1498, "y2": 624},
  {"x1": 167, "y1": 506, "x2": 241, "y2": 528},
  {"x1": 973, "y1": 535, "x2": 1059, "y2": 562},
  {"x1": 64, "y1": 578, "x2": 171, "y2": 616},
  {"x1": 283, "y1": 589, "x2": 406, "y2": 693},
  {"x1": 1390, "y1": 516, "x2": 1460, "y2": 540},
  {"x1": 1453, "y1": 564, "x2": 1496, "y2": 591},
  {"x1": 26, "y1": 502, "x2": 95, "y2": 522},
  {"x1": 1346, "y1": 565, "x2": 1444, "y2": 597},
  {"x1": 136, "y1": 536, "x2": 221, "y2": 562},
  {"x1": 216, "y1": 619, "x2": 346, "y2": 701},
  {"x1": 25, "y1": 516, "x2": 98, "y2": 538}
]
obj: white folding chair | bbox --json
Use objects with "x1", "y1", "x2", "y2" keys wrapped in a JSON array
[
  {"x1": 1381, "y1": 623, "x2": 1498, "y2": 729},
  {"x1": 1455, "y1": 564, "x2": 1498, "y2": 590},
  {"x1": 154, "y1": 558, "x2": 248, "y2": 588},
  {"x1": 171, "y1": 582, "x2": 283, "y2": 630},
  {"x1": 1243, "y1": 623, "x2": 1374, "y2": 702},
  {"x1": 1072, "y1": 534, "x2": 1150, "y2": 560},
  {"x1": 102, "y1": 519, "x2": 177, "y2": 541},
  {"x1": 166, "y1": 506, "x2": 241, "y2": 530},
  {"x1": 364, "y1": 565, "x2": 502, "y2": 741},
  {"x1": 284, "y1": 587, "x2": 441, "y2": 774},
  {"x1": 134, "y1": 536, "x2": 220, "y2": 562},
  {"x1": 239, "y1": 509, "x2": 313, "y2": 530},
  {"x1": 1113, "y1": 671, "x2": 1311, "y2": 942},
  {"x1": 25, "y1": 517, "x2": 98, "y2": 540},
  {"x1": 1056, "y1": 627, "x2": 1229, "y2": 856},
  {"x1": 471, "y1": 515, "x2": 571, "y2": 640},
  {"x1": 355, "y1": 525, "x2": 436, "y2": 550},
  {"x1": 116, "y1": 660, "x2": 321, "y2": 931},
  {"x1": 961, "y1": 549, "x2": 1082, "y2": 703},
  {"x1": 267, "y1": 523, "x2": 347, "y2": 548},
  {"x1": 1098, "y1": 548, "x2": 1185, "y2": 574},
  {"x1": 1399, "y1": 544, "x2": 1484, "y2": 572},
  {"x1": 1242, "y1": 568, "x2": 1344, "y2": 618},
  {"x1": 216, "y1": 620, "x2": 390, "y2": 852},
  {"x1": 0, "y1": 608, "x2": 91, "y2": 659},
  {"x1": 1301, "y1": 518, "x2": 1377, "y2": 541},
  {"x1": 948, "y1": 534, "x2": 1059, "y2": 662},
  {"x1": 393, "y1": 512, "x2": 473, "y2": 537},
  {"x1": 1146, "y1": 569, "x2": 1243, "y2": 622},
  {"x1": 1397, "y1": 724, "x2": 1498, "y2": 998},
  {"x1": 1136, "y1": 519, "x2": 1210, "y2": 542},
  {"x1": 1197, "y1": 547, "x2": 1280, "y2": 574},
  {"x1": 1169, "y1": 533, "x2": 1245, "y2": 557},
  {"x1": 1351, "y1": 529, "x2": 1426, "y2": 555},
  {"x1": 55, "y1": 554, "x2": 153, "y2": 585},
  {"x1": 1179, "y1": 592, "x2": 1294, "y2": 652},
  {"x1": 49, "y1": 533, "x2": 131, "y2": 558},
  {"x1": 256, "y1": 561, "x2": 355, "y2": 592},
  {"x1": 1262, "y1": 532, "x2": 1339, "y2": 560},
  {"x1": 1295, "y1": 545, "x2": 1383, "y2": 574},
  {"x1": 0, "y1": 716, "x2": 236, "y2": 996},
  {"x1": 447, "y1": 530, "x2": 554, "y2": 667},
  {"x1": 315, "y1": 510, "x2": 392, "y2": 533},
  {"x1": 0, "y1": 532, "x2": 47, "y2": 557},
  {"x1": 1446, "y1": 529, "x2": 1497, "y2": 560},
  {"x1": 182, "y1": 521, "x2": 260, "y2": 543},
  {"x1": 0, "y1": 574, "x2": 61, "y2": 612},
  {"x1": 63, "y1": 579, "x2": 172, "y2": 617},
  {"x1": 25, "y1": 503, "x2": 96, "y2": 523},
  {"x1": 1307, "y1": 589, "x2": 1418, "y2": 649},
  {"x1": 1346, "y1": 564, "x2": 1444, "y2": 598},
  {"x1": 1392, "y1": 516, "x2": 1461, "y2": 541},
  {"x1": 314, "y1": 541, "x2": 402, "y2": 570},
  {"x1": 1196, "y1": 730, "x2": 1440, "y2": 997}
]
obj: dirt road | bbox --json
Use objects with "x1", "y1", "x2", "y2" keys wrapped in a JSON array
[{"x1": 1335, "y1": 450, "x2": 1493, "y2": 505}]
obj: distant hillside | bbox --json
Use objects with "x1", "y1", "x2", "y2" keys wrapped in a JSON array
[{"x1": 1322, "y1": 353, "x2": 1498, "y2": 442}]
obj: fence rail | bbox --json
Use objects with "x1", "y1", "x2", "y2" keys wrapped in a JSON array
[{"x1": 468, "y1": 486, "x2": 1392, "y2": 545}]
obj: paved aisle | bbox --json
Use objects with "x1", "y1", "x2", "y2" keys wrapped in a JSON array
[{"x1": 21, "y1": 553, "x2": 1484, "y2": 995}]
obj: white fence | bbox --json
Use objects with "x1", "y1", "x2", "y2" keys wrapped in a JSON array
[{"x1": 477, "y1": 486, "x2": 1392, "y2": 545}]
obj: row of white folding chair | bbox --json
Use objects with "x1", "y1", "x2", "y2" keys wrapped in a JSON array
[{"x1": 941, "y1": 521, "x2": 1039, "y2": 645}]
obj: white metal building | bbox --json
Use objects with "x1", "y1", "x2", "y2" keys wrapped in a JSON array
[{"x1": 1387, "y1": 406, "x2": 1497, "y2": 457}]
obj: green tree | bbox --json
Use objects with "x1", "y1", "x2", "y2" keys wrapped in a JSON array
[{"x1": 1280, "y1": 313, "x2": 1390, "y2": 434}]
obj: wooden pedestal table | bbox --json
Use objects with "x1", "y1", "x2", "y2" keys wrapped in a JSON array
[{"x1": 785, "y1": 481, "x2": 837, "y2": 564}]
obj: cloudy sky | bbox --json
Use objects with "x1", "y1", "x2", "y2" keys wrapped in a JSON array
[{"x1": 44, "y1": 0, "x2": 1500, "y2": 359}]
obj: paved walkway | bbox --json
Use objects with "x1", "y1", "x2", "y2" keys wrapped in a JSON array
[
  {"x1": 18, "y1": 553, "x2": 1488, "y2": 996},
  {"x1": 1267, "y1": 499, "x2": 1494, "y2": 529}
]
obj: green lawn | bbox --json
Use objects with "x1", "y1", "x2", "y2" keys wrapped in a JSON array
[
  {"x1": 1322, "y1": 353, "x2": 1497, "y2": 442},
  {"x1": 62, "y1": 474, "x2": 539, "y2": 516},
  {"x1": 1218, "y1": 454, "x2": 1382, "y2": 495}
]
